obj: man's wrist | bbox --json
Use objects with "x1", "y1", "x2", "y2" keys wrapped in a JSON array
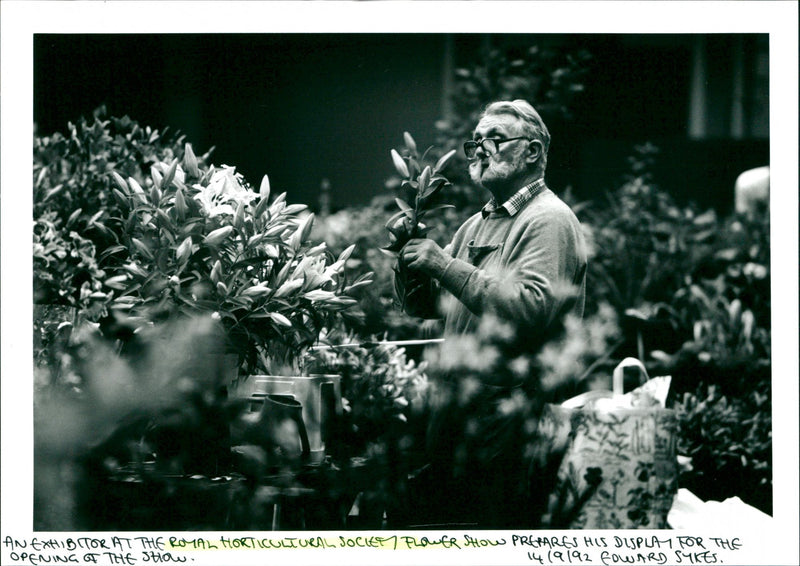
[
  {"x1": 439, "y1": 257, "x2": 457, "y2": 280},
  {"x1": 428, "y1": 250, "x2": 454, "y2": 280}
]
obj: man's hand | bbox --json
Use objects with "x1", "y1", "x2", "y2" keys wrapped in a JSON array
[{"x1": 401, "y1": 238, "x2": 451, "y2": 278}]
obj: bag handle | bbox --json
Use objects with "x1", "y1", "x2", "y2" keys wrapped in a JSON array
[{"x1": 612, "y1": 357, "x2": 649, "y2": 396}]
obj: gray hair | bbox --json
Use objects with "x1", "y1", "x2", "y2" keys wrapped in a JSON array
[{"x1": 482, "y1": 100, "x2": 550, "y2": 170}]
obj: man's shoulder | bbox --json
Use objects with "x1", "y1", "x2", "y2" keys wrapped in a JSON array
[{"x1": 519, "y1": 188, "x2": 580, "y2": 223}]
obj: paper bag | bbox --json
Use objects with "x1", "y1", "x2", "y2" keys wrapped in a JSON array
[{"x1": 542, "y1": 359, "x2": 679, "y2": 529}]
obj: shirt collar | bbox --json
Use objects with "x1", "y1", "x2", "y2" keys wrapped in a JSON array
[{"x1": 481, "y1": 178, "x2": 547, "y2": 218}]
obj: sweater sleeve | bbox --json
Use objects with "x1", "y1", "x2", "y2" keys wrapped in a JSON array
[{"x1": 437, "y1": 206, "x2": 584, "y2": 330}]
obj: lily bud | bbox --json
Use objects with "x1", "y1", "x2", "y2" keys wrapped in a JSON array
[
  {"x1": 210, "y1": 259, "x2": 222, "y2": 283},
  {"x1": 183, "y1": 143, "x2": 201, "y2": 178},
  {"x1": 203, "y1": 226, "x2": 234, "y2": 246},
  {"x1": 111, "y1": 171, "x2": 129, "y2": 194},
  {"x1": 260, "y1": 174, "x2": 271, "y2": 200},
  {"x1": 391, "y1": 149, "x2": 410, "y2": 178}
]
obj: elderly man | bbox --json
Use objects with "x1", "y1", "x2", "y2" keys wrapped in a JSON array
[
  {"x1": 397, "y1": 100, "x2": 587, "y2": 528},
  {"x1": 401, "y1": 99, "x2": 587, "y2": 346}
]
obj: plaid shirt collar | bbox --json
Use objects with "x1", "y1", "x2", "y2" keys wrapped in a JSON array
[{"x1": 481, "y1": 177, "x2": 547, "y2": 218}]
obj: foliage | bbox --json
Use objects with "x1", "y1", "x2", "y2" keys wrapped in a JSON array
[
  {"x1": 578, "y1": 143, "x2": 721, "y2": 317},
  {"x1": 34, "y1": 109, "x2": 369, "y2": 372},
  {"x1": 102, "y1": 160, "x2": 367, "y2": 370},
  {"x1": 35, "y1": 315, "x2": 242, "y2": 530},
  {"x1": 314, "y1": 196, "x2": 425, "y2": 338},
  {"x1": 576, "y1": 146, "x2": 772, "y2": 513},
  {"x1": 33, "y1": 107, "x2": 197, "y2": 308},
  {"x1": 314, "y1": 133, "x2": 464, "y2": 339},
  {"x1": 306, "y1": 337, "x2": 430, "y2": 455},
  {"x1": 673, "y1": 381, "x2": 772, "y2": 514}
]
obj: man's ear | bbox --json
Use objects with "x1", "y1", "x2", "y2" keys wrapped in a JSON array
[{"x1": 526, "y1": 140, "x2": 543, "y2": 165}]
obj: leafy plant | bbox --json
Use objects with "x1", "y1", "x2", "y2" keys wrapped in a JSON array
[
  {"x1": 580, "y1": 144, "x2": 720, "y2": 318},
  {"x1": 102, "y1": 156, "x2": 369, "y2": 371},
  {"x1": 314, "y1": 196, "x2": 434, "y2": 339},
  {"x1": 33, "y1": 107, "x2": 197, "y2": 309},
  {"x1": 383, "y1": 133, "x2": 456, "y2": 313},
  {"x1": 306, "y1": 337, "x2": 430, "y2": 452},
  {"x1": 673, "y1": 382, "x2": 771, "y2": 514},
  {"x1": 34, "y1": 109, "x2": 370, "y2": 373}
]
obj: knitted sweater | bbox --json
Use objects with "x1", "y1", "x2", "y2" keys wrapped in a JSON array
[{"x1": 406, "y1": 187, "x2": 587, "y2": 344}]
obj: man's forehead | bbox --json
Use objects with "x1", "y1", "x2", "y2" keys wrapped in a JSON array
[{"x1": 474, "y1": 113, "x2": 522, "y2": 136}]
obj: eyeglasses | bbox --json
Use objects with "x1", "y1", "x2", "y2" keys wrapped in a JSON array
[{"x1": 463, "y1": 136, "x2": 531, "y2": 160}]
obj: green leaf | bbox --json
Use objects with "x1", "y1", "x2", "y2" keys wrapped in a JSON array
[
  {"x1": 65, "y1": 208, "x2": 83, "y2": 228},
  {"x1": 99, "y1": 244, "x2": 128, "y2": 261},
  {"x1": 417, "y1": 204, "x2": 455, "y2": 218},
  {"x1": 42, "y1": 185, "x2": 65, "y2": 202},
  {"x1": 421, "y1": 178, "x2": 447, "y2": 202},
  {"x1": 112, "y1": 188, "x2": 130, "y2": 213},
  {"x1": 385, "y1": 209, "x2": 413, "y2": 229},
  {"x1": 395, "y1": 198, "x2": 413, "y2": 212},
  {"x1": 88, "y1": 210, "x2": 105, "y2": 226}
]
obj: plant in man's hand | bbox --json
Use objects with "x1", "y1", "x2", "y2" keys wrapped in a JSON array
[{"x1": 383, "y1": 132, "x2": 456, "y2": 312}]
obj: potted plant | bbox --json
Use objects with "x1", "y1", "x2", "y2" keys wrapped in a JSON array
[{"x1": 33, "y1": 111, "x2": 371, "y2": 529}]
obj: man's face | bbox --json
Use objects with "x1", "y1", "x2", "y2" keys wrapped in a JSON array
[{"x1": 468, "y1": 113, "x2": 532, "y2": 193}]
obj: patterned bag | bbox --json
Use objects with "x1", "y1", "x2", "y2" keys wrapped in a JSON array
[{"x1": 541, "y1": 359, "x2": 679, "y2": 529}]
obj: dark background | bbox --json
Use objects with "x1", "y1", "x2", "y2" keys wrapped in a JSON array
[{"x1": 34, "y1": 33, "x2": 769, "y2": 212}]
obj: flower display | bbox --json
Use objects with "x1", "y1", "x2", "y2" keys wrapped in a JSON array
[{"x1": 104, "y1": 151, "x2": 370, "y2": 371}]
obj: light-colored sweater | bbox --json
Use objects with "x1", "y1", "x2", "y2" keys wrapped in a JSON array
[{"x1": 408, "y1": 187, "x2": 587, "y2": 344}]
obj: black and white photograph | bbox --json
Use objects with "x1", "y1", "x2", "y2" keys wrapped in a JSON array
[{"x1": 3, "y1": 2, "x2": 798, "y2": 565}]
